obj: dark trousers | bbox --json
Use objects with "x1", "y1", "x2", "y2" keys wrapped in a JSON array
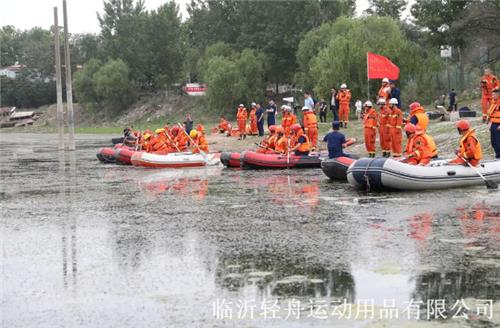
[
  {"x1": 331, "y1": 107, "x2": 339, "y2": 121},
  {"x1": 320, "y1": 111, "x2": 327, "y2": 122},
  {"x1": 257, "y1": 121, "x2": 265, "y2": 136},
  {"x1": 491, "y1": 123, "x2": 500, "y2": 158},
  {"x1": 295, "y1": 150, "x2": 310, "y2": 156}
]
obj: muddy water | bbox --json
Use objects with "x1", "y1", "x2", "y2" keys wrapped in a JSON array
[{"x1": 1, "y1": 133, "x2": 498, "y2": 328}]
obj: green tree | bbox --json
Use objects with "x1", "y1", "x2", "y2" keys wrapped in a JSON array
[
  {"x1": 234, "y1": 49, "x2": 267, "y2": 103},
  {"x1": 204, "y1": 56, "x2": 241, "y2": 115},
  {"x1": 73, "y1": 58, "x2": 102, "y2": 107},
  {"x1": 365, "y1": 0, "x2": 408, "y2": 20},
  {"x1": 0, "y1": 25, "x2": 21, "y2": 67}
]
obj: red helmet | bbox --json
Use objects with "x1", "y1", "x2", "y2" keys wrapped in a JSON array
[
  {"x1": 409, "y1": 102, "x2": 420, "y2": 111},
  {"x1": 455, "y1": 119, "x2": 470, "y2": 131},
  {"x1": 276, "y1": 126, "x2": 284, "y2": 134},
  {"x1": 404, "y1": 123, "x2": 417, "y2": 134},
  {"x1": 269, "y1": 125, "x2": 277, "y2": 133},
  {"x1": 291, "y1": 124, "x2": 302, "y2": 132}
]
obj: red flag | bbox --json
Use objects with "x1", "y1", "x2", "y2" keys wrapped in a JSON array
[{"x1": 367, "y1": 52, "x2": 400, "y2": 80}]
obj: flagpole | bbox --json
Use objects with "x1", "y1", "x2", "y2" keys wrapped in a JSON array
[{"x1": 366, "y1": 52, "x2": 370, "y2": 100}]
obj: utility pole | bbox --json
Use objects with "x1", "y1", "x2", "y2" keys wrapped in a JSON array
[
  {"x1": 63, "y1": 0, "x2": 75, "y2": 150},
  {"x1": 53, "y1": 7, "x2": 64, "y2": 150}
]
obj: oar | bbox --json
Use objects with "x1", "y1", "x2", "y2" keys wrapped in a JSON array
[
  {"x1": 177, "y1": 123, "x2": 209, "y2": 163},
  {"x1": 253, "y1": 142, "x2": 281, "y2": 154},
  {"x1": 459, "y1": 155, "x2": 498, "y2": 189},
  {"x1": 164, "y1": 130, "x2": 181, "y2": 152},
  {"x1": 286, "y1": 136, "x2": 291, "y2": 168}
]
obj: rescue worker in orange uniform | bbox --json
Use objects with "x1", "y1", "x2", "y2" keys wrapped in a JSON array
[
  {"x1": 236, "y1": 104, "x2": 248, "y2": 140},
  {"x1": 480, "y1": 68, "x2": 499, "y2": 123},
  {"x1": 256, "y1": 125, "x2": 278, "y2": 153},
  {"x1": 218, "y1": 116, "x2": 229, "y2": 133},
  {"x1": 487, "y1": 87, "x2": 500, "y2": 158},
  {"x1": 274, "y1": 126, "x2": 289, "y2": 154},
  {"x1": 403, "y1": 123, "x2": 437, "y2": 165},
  {"x1": 281, "y1": 105, "x2": 297, "y2": 136},
  {"x1": 408, "y1": 102, "x2": 429, "y2": 131},
  {"x1": 388, "y1": 98, "x2": 403, "y2": 157},
  {"x1": 249, "y1": 102, "x2": 258, "y2": 135},
  {"x1": 378, "y1": 98, "x2": 392, "y2": 157},
  {"x1": 142, "y1": 133, "x2": 152, "y2": 152},
  {"x1": 378, "y1": 77, "x2": 391, "y2": 103},
  {"x1": 363, "y1": 101, "x2": 378, "y2": 158},
  {"x1": 172, "y1": 126, "x2": 188, "y2": 151},
  {"x1": 302, "y1": 106, "x2": 318, "y2": 150},
  {"x1": 289, "y1": 123, "x2": 311, "y2": 156},
  {"x1": 156, "y1": 128, "x2": 176, "y2": 153},
  {"x1": 336, "y1": 83, "x2": 352, "y2": 128},
  {"x1": 448, "y1": 120, "x2": 482, "y2": 167},
  {"x1": 189, "y1": 129, "x2": 209, "y2": 153}
]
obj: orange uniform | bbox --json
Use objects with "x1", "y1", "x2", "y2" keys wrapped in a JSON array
[
  {"x1": 192, "y1": 134, "x2": 209, "y2": 153},
  {"x1": 275, "y1": 135, "x2": 289, "y2": 154},
  {"x1": 336, "y1": 89, "x2": 352, "y2": 125},
  {"x1": 379, "y1": 105, "x2": 392, "y2": 154},
  {"x1": 389, "y1": 106, "x2": 404, "y2": 157},
  {"x1": 249, "y1": 108, "x2": 258, "y2": 134},
  {"x1": 404, "y1": 131, "x2": 437, "y2": 165},
  {"x1": 488, "y1": 98, "x2": 500, "y2": 123},
  {"x1": 409, "y1": 106, "x2": 429, "y2": 131},
  {"x1": 448, "y1": 129, "x2": 482, "y2": 167},
  {"x1": 174, "y1": 133, "x2": 188, "y2": 151},
  {"x1": 292, "y1": 130, "x2": 311, "y2": 154},
  {"x1": 236, "y1": 107, "x2": 248, "y2": 136},
  {"x1": 481, "y1": 73, "x2": 499, "y2": 120},
  {"x1": 281, "y1": 112, "x2": 297, "y2": 136},
  {"x1": 303, "y1": 111, "x2": 318, "y2": 148},
  {"x1": 378, "y1": 84, "x2": 391, "y2": 102},
  {"x1": 363, "y1": 107, "x2": 379, "y2": 156},
  {"x1": 218, "y1": 118, "x2": 229, "y2": 132}
]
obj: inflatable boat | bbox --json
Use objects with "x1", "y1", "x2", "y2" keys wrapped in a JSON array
[
  {"x1": 321, "y1": 156, "x2": 356, "y2": 180},
  {"x1": 115, "y1": 147, "x2": 136, "y2": 165},
  {"x1": 131, "y1": 151, "x2": 221, "y2": 168},
  {"x1": 96, "y1": 147, "x2": 117, "y2": 163},
  {"x1": 112, "y1": 137, "x2": 124, "y2": 145},
  {"x1": 241, "y1": 151, "x2": 327, "y2": 169},
  {"x1": 220, "y1": 152, "x2": 242, "y2": 168},
  {"x1": 347, "y1": 158, "x2": 500, "y2": 191}
]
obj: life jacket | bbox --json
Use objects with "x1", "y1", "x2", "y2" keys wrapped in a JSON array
[
  {"x1": 389, "y1": 107, "x2": 403, "y2": 128},
  {"x1": 379, "y1": 105, "x2": 392, "y2": 127},
  {"x1": 336, "y1": 90, "x2": 351, "y2": 105},
  {"x1": 192, "y1": 135, "x2": 209, "y2": 153},
  {"x1": 275, "y1": 135, "x2": 288, "y2": 154},
  {"x1": 487, "y1": 98, "x2": 500, "y2": 123},
  {"x1": 175, "y1": 134, "x2": 188, "y2": 150},
  {"x1": 237, "y1": 108, "x2": 248, "y2": 121},
  {"x1": 458, "y1": 129, "x2": 482, "y2": 161},
  {"x1": 410, "y1": 106, "x2": 429, "y2": 131},
  {"x1": 481, "y1": 74, "x2": 499, "y2": 98},
  {"x1": 294, "y1": 130, "x2": 311, "y2": 153},
  {"x1": 153, "y1": 134, "x2": 169, "y2": 151},
  {"x1": 410, "y1": 130, "x2": 438, "y2": 158},
  {"x1": 303, "y1": 112, "x2": 318, "y2": 129},
  {"x1": 267, "y1": 134, "x2": 278, "y2": 149},
  {"x1": 219, "y1": 119, "x2": 229, "y2": 131},
  {"x1": 363, "y1": 108, "x2": 379, "y2": 128},
  {"x1": 378, "y1": 84, "x2": 391, "y2": 101},
  {"x1": 281, "y1": 113, "x2": 297, "y2": 129}
]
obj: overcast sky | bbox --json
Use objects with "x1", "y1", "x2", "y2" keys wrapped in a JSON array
[{"x1": 0, "y1": 0, "x2": 390, "y2": 34}]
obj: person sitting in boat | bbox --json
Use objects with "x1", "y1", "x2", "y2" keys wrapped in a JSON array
[
  {"x1": 402, "y1": 123, "x2": 437, "y2": 165},
  {"x1": 322, "y1": 121, "x2": 352, "y2": 159},
  {"x1": 256, "y1": 125, "x2": 277, "y2": 153},
  {"x1": 148, "y1": 129, "x2": 170, "y2": 154},
  {"x1": 141, "y1": 133, "x2": 152, "y2": 152},
  {"x1": 408, "y1": 102, "x2": 429, "y2": 132},
  {"x1": 123, "y1": 127, "x2": 137, "y2": 146},
  {"x1": 189, "y1": 130, "x2": 209, "y2": 153},
  {"x1": 289, "y1": 124, "x2": 311, "y2": 156},
  {"x1": 274, "y1": 126, "x2": 288, "y2": 154},
  {"x1": 218, "y1": 116, "x2": 230, "y2": 133},
  {"x1": 448, "y1": 120, "x2": 482, "y2": 167},
  {"x1": 171, "y1": 126, "x2": 188, "y2": 151}
]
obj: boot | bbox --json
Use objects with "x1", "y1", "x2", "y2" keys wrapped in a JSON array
[{"x1": 344, "y1": 122, "x2": 348, "y2": 129}]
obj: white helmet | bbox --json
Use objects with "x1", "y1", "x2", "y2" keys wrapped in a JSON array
[
  {"x1": 340, "y1": 83, "x2": 347, "y2": 89},
  {"x1": 251, "y1": 102, "x2": 256, "y2": 107},
  {"x1": 364, "y1": 101, "x2": 373, "y2": 107},
  {"x1": 382, "y1": 78, "x2": 389, "y2": 83},
  {"x1": 389, "y1": 98, "x2": 398, "y2": 105},
  {"x1": 378, "y1": 98, "x2": 386, "y2": 105},
  {"x1": 281, "y1": 105, "x2": 287, "y2": 110},
  {"x1": 301, "y1": 106, "x2": 310, "y2": 111},
  {"x1": 239, "y1": 104, "x2": 244, "y2": 107}
]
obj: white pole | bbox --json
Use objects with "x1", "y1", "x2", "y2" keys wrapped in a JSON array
[
  {"x1": 53, "y1": 7, "x2": 64, "y2": 150},
  {"x1": 63, "y1": 0, "x2": 75, "y2": 150},
  {"x1": 366, "y1": 52, "x2": 370, "y2": 100}
]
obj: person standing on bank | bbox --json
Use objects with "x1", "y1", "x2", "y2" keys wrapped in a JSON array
[
  {"x1": 448, "y1": 88, "x2": 457, "y2": 111},
  {"x1": 487, "y1": 87, "x2": 500, "y2": 158},
  {"x1": 304, "y1": 91, "x2": 315, "y2": 111},
  {"x1": 266, "y1": 99, "x2": 277, "y2": 129},
  {"x1": 318, "y1": 99, "x2": 328, "y2": 123},
  {"x1": 330, "y1": 88, "x2": 339, "y2": 122},
  {"x1": 389, "y1": 80, "x2": 401, "y2": 108},
  {"x1": 255, "y1": 103, "x2": 265, "y2": 137}
]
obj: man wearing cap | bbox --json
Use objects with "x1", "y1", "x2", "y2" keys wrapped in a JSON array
[
  {"x1": 323, "y1": 121, "x2": 352, "y2": 159},
  {"x1": 378, "y1": 98, "x2": 392, "y2": 157},
  {"x1": 378, "y1": 78, "x2": 391, "y2": 103},
  {"x1": 336, "y1": 83, "x2": 352, "y2": 128},
  {"x1": 255, "y1": 103, "x2": 265, "y2": 136},
  {"x1": 363, "y1": 101, "x2": 379, "y2": 158},
  {"x1": 388, "y1": 98, "x2": 404, "y2": 157},
  {"x1": 236, "y1": 104, "x2": 248, "y2": 140},
  {"x1": 302, "y1": 106, "x2": 319, "y2": 150},
  {"x1": 487, "y1": 87, "x2": 500, "y2": 158},
  {"x1": 481, "y1": 68, "x2": 499, "y2": 123}
]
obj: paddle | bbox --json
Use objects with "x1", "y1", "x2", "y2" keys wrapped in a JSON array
[
  {"x1": 459, "y1": 155, "x2": 498, "y2": 189},
  {"x1": 177, "y1": 123, "x2": 213, "y2": 165},
  {"x1": 286, "y1": 136, "x2": 291, "y2": 168},
  {"x1": 253, "y1": 142, "x2": 281, "y2": 154},
  {"x1": 164, "y1": 129, "x2": 181, "y2": 152}
]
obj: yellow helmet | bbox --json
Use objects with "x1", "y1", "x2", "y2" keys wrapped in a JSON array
[
  {"x1": 190, "y1": 130, "x2": 198, "y2": 138},
  {"x1": 155, "y1": 128, "x2": 164, "y2": 134},
  {"x1": 143, "y1": 133, "x2": 151, "y2": 140}
]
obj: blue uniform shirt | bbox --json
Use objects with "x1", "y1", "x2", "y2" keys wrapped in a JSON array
[
  {"x1": 267, "y1": 104, "x2": 277, "y2": 126},
  {"x1": 390, "y1": 87, "x2": 402, "y2": 108},
  {"x1": 323, "y1": 131, "x2": 346, "y2": 158}
]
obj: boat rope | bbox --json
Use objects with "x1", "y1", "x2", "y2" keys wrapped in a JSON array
[{"x1": 363, "y1": 158, "x2": 376, "y2": 192}]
